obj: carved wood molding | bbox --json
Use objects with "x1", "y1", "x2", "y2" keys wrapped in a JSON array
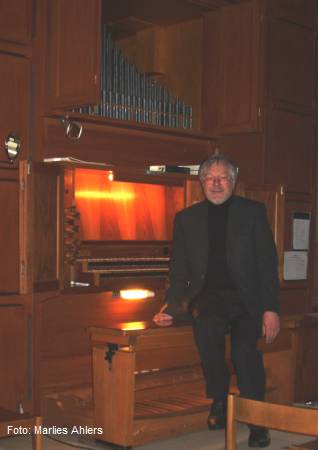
[{"x1": 187, "y1": 0, "x2": 240, "y2": 10}]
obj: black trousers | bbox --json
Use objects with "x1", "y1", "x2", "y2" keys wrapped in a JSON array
[{"x1": 192, "y1": 301, "x2": 265, "y2": 402}]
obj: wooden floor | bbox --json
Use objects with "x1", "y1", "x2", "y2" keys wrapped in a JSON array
[
  {"x1": 0, "y1": 425, "x2": 315, "y2": 450},
  {"x1": 135, "y1": 390, "x2": 211, "y2": 419}
]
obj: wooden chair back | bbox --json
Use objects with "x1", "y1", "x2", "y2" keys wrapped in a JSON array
[{"x1": 227, "y1": 394, "x2": 318, "y2": 450}]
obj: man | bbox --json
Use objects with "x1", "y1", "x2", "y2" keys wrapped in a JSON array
[{"x1": 153, "y1": 154, "x2": 280, "y2": 448}]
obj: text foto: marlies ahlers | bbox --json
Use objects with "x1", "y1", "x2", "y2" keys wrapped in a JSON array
[{"x1": 7, "y1": 425, "x2": 103, "y2": 435}]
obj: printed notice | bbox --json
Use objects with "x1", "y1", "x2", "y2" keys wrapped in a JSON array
[
  {"x1": 283, "y1": 251, "x2": 308, "y2": 280},
  {"x1": 293, "y1": 212, "x2": 310, "y2": 250}
]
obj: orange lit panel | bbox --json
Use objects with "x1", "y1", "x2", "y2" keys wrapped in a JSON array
[
  {"x1": 74, "y1": 169, "x2": 184, "y2": 241},
  {"x1": 120, "y1": 321, "x2": 147, "y2": 331},
  {"x1": 119, "y1": 289, "x2": 155, "y2": 300}
]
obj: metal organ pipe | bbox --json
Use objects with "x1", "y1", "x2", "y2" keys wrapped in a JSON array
[{"x1": 73, "y1": 26, "x2": 193, "y2": 129}]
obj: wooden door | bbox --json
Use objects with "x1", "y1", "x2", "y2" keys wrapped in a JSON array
[
  {"x1": 0, "y1": 53, "x2": 31, "y2": 166},
  {"x1": 20, "y1": 162, "x2": 63, "y2": 293},
  {"x1": 218, "y1": 0, "x2": 263, "y2": 133},
  {"x1": 0, "y1": 0, "x2": 34, "y2": 44},
  {"x1": 46, "y1": 0, "x2": 101, "y2": 110},
  {"x1": 267, "y1": 19, "x2": 315, "y2": 109}
]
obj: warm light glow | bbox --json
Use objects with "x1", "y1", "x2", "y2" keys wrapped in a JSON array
[
  {"x1": 108, "y1": 170, "x2": 114, "y2": 181},
  {"x1": 120, "y1": 322, "x2": 147, "y2": 331},
  {"x1": 119, "y1": 289, "x2": 155, "y2": 300},
  {"x1": 74, "y1": 168, "x2": 184, "y2": 241},
  {"x1": 75, "y1": 190, "x2": 134, "y2": 200}
]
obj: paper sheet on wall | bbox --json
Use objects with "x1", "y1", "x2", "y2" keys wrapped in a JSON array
[
  {"x1": 283, "y1": 251, "x2": 308, "y2": 280},
  {"x1": 293, "y1": 213, "x2": 310, "y2": 250}
]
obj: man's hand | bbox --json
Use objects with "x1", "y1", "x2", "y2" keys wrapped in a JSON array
[
  {"x1": 262, "y1": 311, "x2": 280, "y2": 344},
  {"x1": 153, "y1": 304, "x2": 173, "y2": 327}
]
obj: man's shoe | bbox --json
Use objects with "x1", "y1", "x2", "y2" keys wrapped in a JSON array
[
  {"x1": 207, "y1": 400, "x2": 227, "y2": 430},
  {"x1": 248, "y1": 427, "x2": 271, "y2": 448}
]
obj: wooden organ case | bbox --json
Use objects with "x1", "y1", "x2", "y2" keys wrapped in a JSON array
[
  {"x1": 21, "y1": 159, "x2": 289, "y2": 435},
  {"x1": 25, "y1": 161, "x2": 195, "y2": 424}
]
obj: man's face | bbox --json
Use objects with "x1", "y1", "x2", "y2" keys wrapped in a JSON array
[{"x1": 201, "y1": 162, "x2": 235, "y2": 205}]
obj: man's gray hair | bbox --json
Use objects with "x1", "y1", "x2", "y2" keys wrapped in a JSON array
[{"x1": 199, "y1": 154, "x2": 239, "y2": 183}]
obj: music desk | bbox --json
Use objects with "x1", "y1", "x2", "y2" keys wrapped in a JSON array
[{"x1": 89, "y1": 316, "x2": 303, "y2": 449}]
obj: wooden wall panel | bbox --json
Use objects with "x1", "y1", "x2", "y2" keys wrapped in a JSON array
[
  {"x1": 117, "y1": 28, "x2": 166, "y2": 76},
  {"x1": 218, "y1": 0, "x2": 263, "y2": 133},
  {"x1": 0, "y1": 0, "x2": 33, "y2": 44},
  {"x1": 297, "y1": 317, "x2": 318, "y2": 400},
  {"x1": 280, "y1": 288, "x2": 311, "y2": 315},
  {"x1": 202, "y1": 1, "x2": 264, "y2": 134},
  {"x1": 266, "y1": 0, "x2": 317, "y2": 29},
  {"x1": 201, "y1": 11, "x2": 220, "y2": 132},
  {"x1": 43, "y1": 117, "x2": 214, "y2": 167},
  {"x1": 0, "y1": 169, "x2": 19, "y2": 293},
  {"x1": 117, "y1": 19, "x2": 203, "y2": 130},
  {"x1": 216, "y1": 132, "x2": 265, "y2": 184},
  {"x1": 21, "y1": 163, "x2": 62, "y2": 293},
  {"x1": 267, "y1": 19, "x2": 315, "y2": 109},
  {"x1": 46, "y1": 0, "x2": 101, "y2": 109},
  {"x1": 265, "y1": 109, "x2": 314, "y2": 193},
  {"x1": 312, "y1": 244, "x2": 318, "y2": 308},
  {"x1": 0, "y1": 302, "x2": 28, "y2": 411},
  {"x1": 158, "y1": 19, "x2": 203, "y2": 130},
  {"x1": 0, "y1": 53, "x2": 30, "y2": 166}
]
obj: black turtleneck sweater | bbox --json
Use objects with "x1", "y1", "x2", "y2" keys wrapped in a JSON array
[
  {"x1": 205, "y1": 196, "x2": 236, "y2": 292},
  {"x1": 192, "y1": 196, "x2": 240, "y2": 316}
]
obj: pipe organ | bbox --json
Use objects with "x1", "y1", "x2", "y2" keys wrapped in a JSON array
[
  {"x1": 72, "y1": 26, "x2": 193, "y2": 129},
  {"x1": 64, "y1": 167, "x2": 187, "y2": 290}
]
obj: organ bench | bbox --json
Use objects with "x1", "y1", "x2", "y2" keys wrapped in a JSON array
[{"x1": 89, "y1": 315, "x2": 303, "y2": 449}]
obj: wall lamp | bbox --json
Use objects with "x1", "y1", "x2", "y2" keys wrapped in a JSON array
[{"x1": 4, "y1": 132, "x2": 21, "y2": 163}]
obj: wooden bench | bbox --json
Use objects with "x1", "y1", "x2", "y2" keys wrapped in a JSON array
[
  {"x1": 41, "y1": 314, "x2": 304, "y2": 448},
  {"x1": 88, "y1": 319, "x2": 296, "y2": 449}
]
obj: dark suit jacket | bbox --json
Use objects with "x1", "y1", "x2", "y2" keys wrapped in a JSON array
[{"x1": 165, "y1": 195, "x2": 280, "y2": 330}]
